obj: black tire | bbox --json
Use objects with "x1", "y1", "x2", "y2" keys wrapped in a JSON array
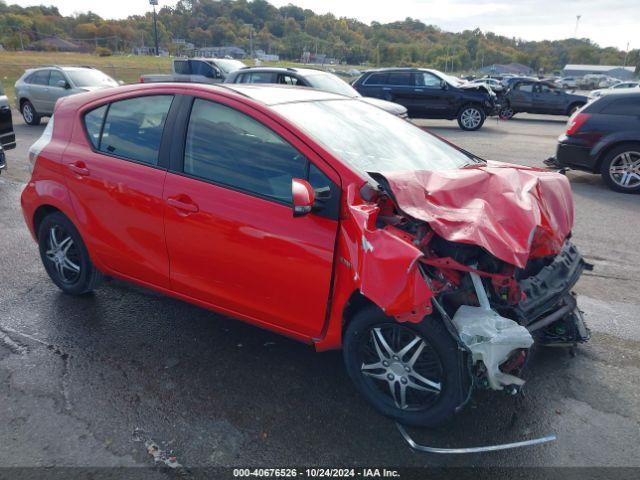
[
  {"x1": 21, "y1": 100, "x2": 41, "y2": 126},
  {"x1": 499, "y1": 105, "x2": 515, "y2": 120},
  {"x1": 456, "y1": 104, "x2": 485, "y2": 131},
  {"x1": 38, "y1": 212, "x2": 103, "y2": 294},
  {"x1": 567, "y1": 103, "x2": 584, "y2": 117},
  {"x1": 599, "y1": 143, "x2": 640, "y2": 194},
  {"x1": 343, "y1": 305, "x2": 469, "y2": 427}
]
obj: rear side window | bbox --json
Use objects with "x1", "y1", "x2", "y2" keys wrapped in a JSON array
[
  {"x1": 239, "y1": 72, "x2": 277, "y2": 84},
  {"x1": 386, "y1": 72, "x2": 413, "y2": 86},
  {"x1": 174, "y1": 60, "x2": 190, "y2": 74},
  {"x1": 184, "y1": 98, "x2": 306, "y2": 203},
  {"x1": 515, "y1": 83, "x2": 533, "y2": 93},
  {"x1": 29, "y1": 70, "x2": 50, "y2": 86},
  {"x1": 84, "y1": 105, "x2": 108, "y2": 149},
  {"x1": 363, "y1": 73, "x2": 387, "y2": 85},
  {"x1": 190, "y1": 61, "x2": 215, "y2": 78},
  {"x1": 278, "y1": 74, "x2": 301, "y2": 85},
  {"x1": 600, "y1": 98, "x2": 640, "y2": 116},
  {"x1": 98, "y1": 95, "x2": 173, "y2": 165}
]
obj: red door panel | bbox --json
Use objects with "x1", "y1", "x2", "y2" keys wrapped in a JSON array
[
  {"x1": 63, "y1": 141, "x2": 170, "y2": 288},
  {"x1": 163, "y1": 173, "x2": 338, "y2": 338}
]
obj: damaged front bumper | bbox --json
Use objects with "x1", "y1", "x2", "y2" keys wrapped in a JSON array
[
  {"x1": 515, "y1": 240, "x2": 591, "y2": 345},
  {"x1": 448, "y1": 241, "x2": 590, "y2": 392}
]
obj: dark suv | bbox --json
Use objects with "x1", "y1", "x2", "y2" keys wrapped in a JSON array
[
  {"x1": 552, "y1": 91, "x2": 640, "y2": 193},
  {"x1": 500, "y1": 80, "x2": 587, "y2": 119},
  {"x1": 352, "y1": 68, "x2": 497, "y2": 130}
]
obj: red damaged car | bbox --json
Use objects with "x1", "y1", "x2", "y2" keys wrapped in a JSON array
[{"x1": 21, "y1": 83, "x2": 590, "y2": 427}]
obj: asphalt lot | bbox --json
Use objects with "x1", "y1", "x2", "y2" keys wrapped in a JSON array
[{"x1": 1, "y1": 112, "x2": 639, "y2": 473}]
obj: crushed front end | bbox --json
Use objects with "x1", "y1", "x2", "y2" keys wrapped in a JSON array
[{"x1": 344, "y1": 163, "x2": 590, "y2": 397}]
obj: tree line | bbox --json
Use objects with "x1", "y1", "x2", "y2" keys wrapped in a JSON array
[{"x1": 1, "y1": 0, "x2": 638, "y2": 73}]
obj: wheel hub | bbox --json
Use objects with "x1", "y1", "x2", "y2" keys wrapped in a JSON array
[
  {"x1": 609, "y1": 151, "x2": 640, "y2": 188},
  {"x1": 361, "y1": 327, "x2": 442, "y2": 410},
  {"x1": 45, "y1": 227, "x2": 80, "y2": 283}
]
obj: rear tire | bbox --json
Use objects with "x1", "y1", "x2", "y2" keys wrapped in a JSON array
[
  {"x1": 21, "y1": 100, "x2": 41, "y2": 126},
  {"x1": 499, "y1": 105, "x2": 515, "y2": 120},
  {"x1": 38, "y1": 212, "x2": 103, "y2": 294},
  {"x1": 599, "y1": 143, "x2": 640, "y2": 194},
  {"x1": 457, "y1": 105, "x2": 485, "y2": 131},
  {"x1": 343, "y1": 305, "x2": 469, "y2": 427}
]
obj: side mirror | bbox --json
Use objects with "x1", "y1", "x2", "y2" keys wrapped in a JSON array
[
  {"x1": 117, "y1": 80, "x2": 125, "y2": 86},
  {"x1": 440, "y1": 80, "x2": 448, "y2": 90},
  {"x1": 57, "y1": 79, "x2": 70, "y2": 89},
  {"x1": 292, "y1": 178, "x2": 315, "y2": 217}
]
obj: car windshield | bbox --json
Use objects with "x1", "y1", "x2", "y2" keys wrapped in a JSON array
[
  {"x1": 273, "y1": 99, "x2": 475, "y2": 175},
  {"x1": 66, "y1": 69, "x2": 117, "y2": 88},
  {"x1": 305, "y1": 73, "x2": 359, "y2": 97},
  {"x1": 214, "y1": 59, "x2": 246, "y2": 73}
]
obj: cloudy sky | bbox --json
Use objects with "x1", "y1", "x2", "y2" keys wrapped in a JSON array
[{"x1": 10, "y1": 0, "x2": 638, "y2": 50}]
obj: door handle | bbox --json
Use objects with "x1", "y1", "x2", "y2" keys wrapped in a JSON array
[
  {"x1": 382, "y1": 87, "x2": 392, "y2": 91},
  {"x1": 167, "y1": 196, "x2": 199, "y2": 213},
  {"x1": 67, "y1": 162, "x2": 90, "y2": 176}
]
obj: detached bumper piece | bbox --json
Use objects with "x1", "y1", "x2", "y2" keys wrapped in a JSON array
[
  {"x1": 396, "y1": 423, "x2": 556, "y2": 454},
  {"x1": 516, "y1": 241, "x2": 591, "y2": 346}
]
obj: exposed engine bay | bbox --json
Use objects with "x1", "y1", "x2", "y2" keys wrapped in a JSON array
[{"x1": 343, "y1": 162, "x2": 591, "y2": 396}]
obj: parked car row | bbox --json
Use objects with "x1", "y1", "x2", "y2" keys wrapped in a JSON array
[{"x1": 8, "y1": 61, "x2": 639, "y2": 195}]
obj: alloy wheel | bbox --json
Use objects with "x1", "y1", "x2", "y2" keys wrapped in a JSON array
[
  {"x1": 608, "y1": 151, "x2": 640, "y2": 189},
  {"x1": 499, "y1": 107, "x2": 514, "y2": 120},
  {"x1": 461, "y1": 108, "x2": 482, "y2": 129},
  {"x1": 22, "y1": 104, "x2": 34, "y2": 123},
  {"x1": 45, "y1": 225, "x2": 81, "y2": 284},
  {"x1": 360, "y1": 325, "x2": 443, "y2": 411}
]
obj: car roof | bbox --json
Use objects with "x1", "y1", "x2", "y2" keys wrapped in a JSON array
[
  {"x1": 222, "y1": 83, "x2": 347, "y2": 104},
  {"x1": 235, "y1": 67, "x2": 326, "y2": 76},
  {"x1": 58, "y1": 82, "x2": 348, "y2": 111},
  {"x1": 27, "y1": 65, "x2": 97, "y2": 72},
  {"x1": 363, "y1": 67, "x2": 439, "y2": 73}
]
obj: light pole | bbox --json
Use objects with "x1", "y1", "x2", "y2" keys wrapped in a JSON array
[
  {"x1": 244, "y1": 23, "x2": 254, "y2": 58},
  {"x1": 149, "y1": 0, "x2": 159, "y2": 56},
  {"x1": 574, "y1": 15, "x2": 582, "y2": 38}
]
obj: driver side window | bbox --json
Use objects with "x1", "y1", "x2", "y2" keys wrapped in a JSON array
[
  {"x1": 415, "y1": 72, "x2": 441, "y2": 88},
  {"x1": 184, "y1": 99, "x2": 306, "y2": 203}
]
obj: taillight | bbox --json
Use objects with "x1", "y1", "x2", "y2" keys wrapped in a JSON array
[
  {"x1": 566, "y1": 112, "x2": 590, "y2": 136},
  {"x1": 28, "y1": 115, "x2": 54, "y2": 172},
  {"x1": 139, "y1": 76, "x2": 144, "y2": 83}
]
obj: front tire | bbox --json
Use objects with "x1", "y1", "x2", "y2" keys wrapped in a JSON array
[
  {"x1": 600, "y1": 144, "x2": 640, "y2": 193},
  {"x1": 343, "y1": 306, "x2": 469, "y2": 427},
  {"x1": 21, "y1": 100, "x2": 41, "y2": 126},
  {"x1": 38, "y1": 212, "x2": 103, "y2": 294},
  {"x1": 457, "y1": 105, "x2": 485, "y2": 131}
]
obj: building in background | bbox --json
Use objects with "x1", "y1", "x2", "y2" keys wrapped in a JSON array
[
  {"x1": 562, "y1": 64, "x2": 636, "y2": 80},
  {"x1": 255, "y1": 49, "x2": 279, "y2": 61},
  {"x1": 194, "y1": 46, "x2": 246, "y2": 59},
  {"x1": 478, "y1": 62, "x2": 533, "y2": 76}
]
